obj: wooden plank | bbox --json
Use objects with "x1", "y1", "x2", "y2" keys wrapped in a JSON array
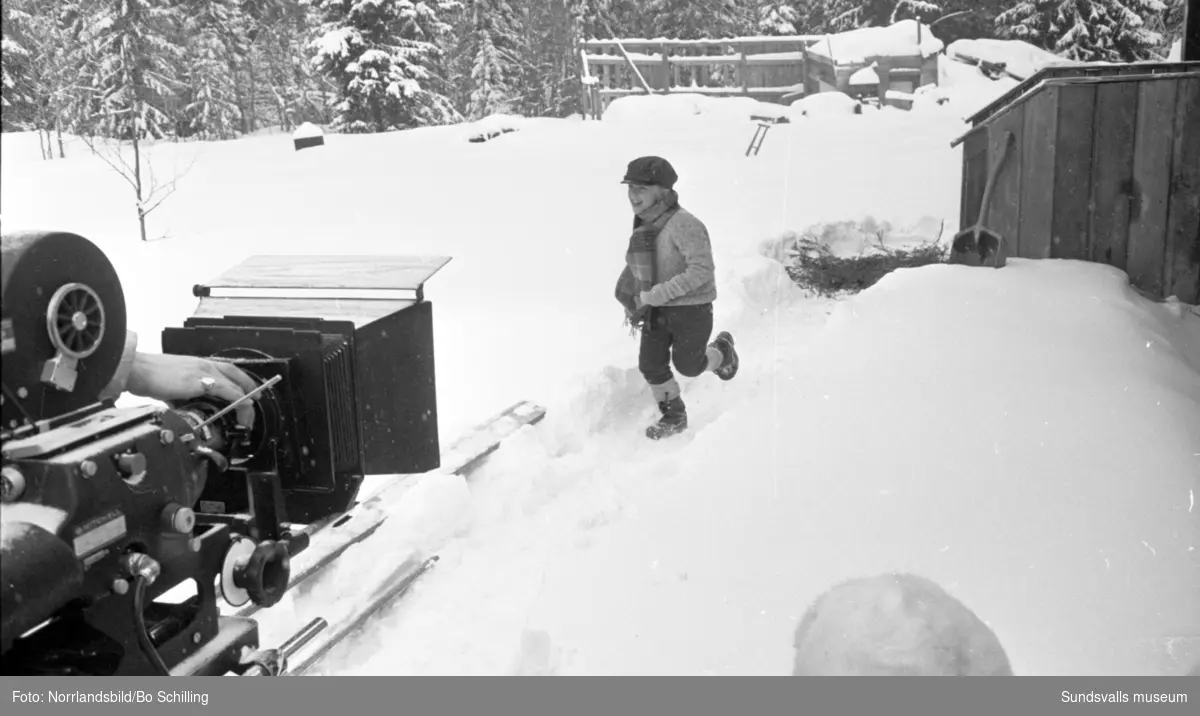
[
  {"x1": 1163, "y1": 76, "x2": 1200, "y2": 304},
  {"x1": 202, "y1": 255, "x2": 453, "y2": 291},
  {"x1": 1126, "y1": 78, "x2": 1179, "y2": 298},
  {"x1": 1018, "y1": 86, "x2": 1059, "y2": 259},
  {"x1": 1087, "y1": 81, "x2": 1139, "y2": 268},
  {"x1": 988, "y1": 105, "x2": 1026, "y2": 257},
  {"x1": 1050, "y1": 83, "x2": 1097, "y2": 260}
]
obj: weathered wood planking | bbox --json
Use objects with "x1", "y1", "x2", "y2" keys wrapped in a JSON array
[
  {"x1": 1018, "y1": 86, "x2": 1058, "y2": 259},
  {"x1": 1126, "y1": 79, "x2": 1180, "y2": 298},
  {"x1": 201, "y1": 255, "x2": 453, "y2": 291},
  {"x1": 1088, "y1": 82, "x2": 1139, "y2": 269},
  {"x1": 1164, "y1": 77, "x2": 1200, "y2": 304},
  {"x1": 987, "y1": 105, "x2": 1026, "y2": 258},
  {"x1": 1050, "y1": 84, "x2": 1097, "y2": 260}
]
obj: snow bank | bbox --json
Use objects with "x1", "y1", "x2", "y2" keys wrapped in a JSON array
[
  {"x1": 923, "y1": 55, "x2": 1021, "y2": 118},
  {"x1": 466, "y1": 259, "x2": 1198, "y2": 676},
  {"x1": 326, "y1": 255, "x2": 1200, "y2": 676},
  {"x1": 808, "y1": 19, "x2": 944, "y2": 64},
  {"x1": 789, "y1": 91, "x2": 862, "y2": 118},
  {"x1": 11, "y1": 90, "x2": 1193, "y2": 676},
  {"x1": 460, "y1": 113, "x2": 526, "y2": 143},
  {"x1": 602, "y1": 92, "x2": 790, "y2": 124},
  {"x1": 946, "y1": 39, "x2": 1076, "y2": 81}
]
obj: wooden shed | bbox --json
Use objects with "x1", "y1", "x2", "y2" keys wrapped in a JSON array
[{"x1": 951, "y1": 62, "x2": 1200, "y2": 304}]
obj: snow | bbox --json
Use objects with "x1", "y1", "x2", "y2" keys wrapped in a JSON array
[
  {"x1": 1168, "y1": 39, "x2": 1182, "y2": 61},
  {"x1": 850, "y1": 64, "x2": 880, "y2": 86},
  {"x1": 807, "y1": 19, "x2": 945, "y2": 65},
  {"x1": 790, "y1": 91, "x2": 861, "y2": 117},
  {"x1": 946, "y1": 38, "x2": 1078, "y2": 81},
  {"x1": 583, "y1": 36, "x2": 823, "y2": 46},
  {"x1": 926, "y1": 55, "x2": 1022, "y2": 119},
  {"x1": 2, "y1": 73, "x2": 1198, "y2": 676},
  {"x1": 292, "y1": 122, "x2": 324, "y2": 140},
  {"x1": 459, "y1": 113, "x2": 526, "y2": 142}
]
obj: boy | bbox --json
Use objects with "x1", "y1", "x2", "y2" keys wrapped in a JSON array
[{"x1": 614, "y1": 156, "x2": 739, "y2": 440}]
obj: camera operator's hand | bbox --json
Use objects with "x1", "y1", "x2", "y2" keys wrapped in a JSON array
[{"x1": 126, "y1": 353, "x2": 258, "y2": 429}]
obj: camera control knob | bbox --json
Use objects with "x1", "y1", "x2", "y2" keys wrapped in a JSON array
[
  {"x1": 161, "y1": 503, "x2": 196, "y2": 534},
  {"x1": 0, "y1": 466, "x2": 25, "y2": 502},
  {"x1": 116, "y1": 451, "x2": 147, "y2": 479},
  {"x1": 232, "y1": 541, "x2": 291, "y2": 608}
]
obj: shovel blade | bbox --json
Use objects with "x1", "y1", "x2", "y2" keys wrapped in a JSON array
[
  {"x1": 977, "y1": 227, "x2": 1007, "y2": 268},
  {"x1": 949, "y1": 228, "x2": 982, "y2": 266},
  {"x1": 949, "y1": 227, "x2": 1006, "y2": 268}
]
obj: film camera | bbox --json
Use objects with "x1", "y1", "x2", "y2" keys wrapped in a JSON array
[{"x1": 0, "y1": 230, "x2": 449, "y2": 675}]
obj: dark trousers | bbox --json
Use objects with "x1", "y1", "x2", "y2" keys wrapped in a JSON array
[{"x1": 638, "y1": 303, "x2": 714, "y2": 386}]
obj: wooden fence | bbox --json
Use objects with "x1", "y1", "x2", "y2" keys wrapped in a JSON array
[
  {"x1": 952, "y1": 62, "x2": 1200, "y2": 304},
  {"x1": 579, "y1": 36, "x2": 824, "y2": 117}
]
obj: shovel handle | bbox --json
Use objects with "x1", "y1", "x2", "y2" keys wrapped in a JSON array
[{"x1": 975, "y1": 131, "x2": 1016, "y2": 231}]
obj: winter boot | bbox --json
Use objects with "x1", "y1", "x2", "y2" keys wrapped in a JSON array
[
  {"x1": 646, "y1": 395, "x2": 688, "y2": 440},
  {"x1": 709, "y1": 331, "x2": 739, "y2": 381}
]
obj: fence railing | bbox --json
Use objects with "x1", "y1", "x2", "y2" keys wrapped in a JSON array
[{"x1": 579, "y1": 36, "x2": 824, "y2": 118}]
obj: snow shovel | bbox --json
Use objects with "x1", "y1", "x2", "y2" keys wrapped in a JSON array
[{"x1": 950, "y1": 130, "x2": 1016, "y2": 268}]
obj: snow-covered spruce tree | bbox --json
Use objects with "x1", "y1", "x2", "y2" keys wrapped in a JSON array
[
  {"x1": 639, "y1": 0, "x2": 753, "y2": 40},
  {"x1": 68, "y1": 0, "x2": 184, "y2": 140},
  {"x1": 461, "y1": 0, "x2": 524, "y2": 119},
  {"x1": 513, "y1": 0, "x2": 584, "y2": 118},
  {"x1": 756, "y1": 1, "x2": 802, "y2": 35},
  {"x1": 175, "y1": 0, "x2": 246, "y2": 139},
  {"x1": 996, "y1": 0, "x2": 1169, "y2": 62},
  {"x1": 309, "y1": 0, "x2": 462, "y2": 132},
  {"x1": 890, "y1": 0, "x2": 941, "y2": 23},
  {"x1": 804, "y1": 0, "x2": 941, "y2": 33},
  {"x1": 65, "y1": 0, "x2": 190, "y2": 241},
  {"x1": 2, "y1": 0, "x2": 83, "y2": 153},
  {"x1": 2, "y1": 1, "x2": 36, "y2": 130}
]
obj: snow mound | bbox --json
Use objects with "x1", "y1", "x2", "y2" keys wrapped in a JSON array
[
  {"x1": 603, "y1": 93, "x2": 791, "y2": 125},
  {"x1": 792, "y1": 572, "x2": 1014, "y2": 675},
  {"x1": 462, "y1": 113, "x2": 526, "y2": 143},
  {"x1": 292, "y1": 122, "x2": 324, "y2": 140},
  {"x1": 928, "y1": 55, "x2": 1022, "y2": 118},
  {"x1": 509, "y1": 258, "x2": 1199, "y2": 675},
  {"x1": 789, "y1": 91, "x2": 862, "y2": 117},
  {"x1": 809, "y1": 19, "x2": 944, "y2": 64},
  {"x1": 946, "y1": 39, "x2": 1077, "y2": 81}
]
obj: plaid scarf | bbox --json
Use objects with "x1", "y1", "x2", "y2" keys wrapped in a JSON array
[{"x1": 614, "y1": 193, "x2": 679, "y2": 334}]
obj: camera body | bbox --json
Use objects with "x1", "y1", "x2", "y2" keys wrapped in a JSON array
[{"x1": 1, "y1": 230, "x2": 448, "y2": 675}]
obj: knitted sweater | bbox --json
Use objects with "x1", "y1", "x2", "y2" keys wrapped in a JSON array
[{"x1": 647, "y1": 206, "x2": 717, "y2": 306}]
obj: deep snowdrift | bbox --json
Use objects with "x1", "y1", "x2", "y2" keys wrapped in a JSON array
[
  {"x1": 303, "y1": 257, "x2": 1200, "y2": 677},
  {"x1": 2, "y1": 79, "x2": 1196, "y2": 675}
]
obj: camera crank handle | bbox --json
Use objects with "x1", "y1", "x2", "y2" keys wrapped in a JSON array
[
  {"x1": 192, "y1": 445, "x2": 229, "y2": 473},
  {"x1": 193, "y1": 374, "x2": 282, "y2": 432}
]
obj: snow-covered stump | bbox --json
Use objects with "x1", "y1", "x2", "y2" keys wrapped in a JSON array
[{"x1": 293, "y1": 122, "x2": 325, "y2": 151}]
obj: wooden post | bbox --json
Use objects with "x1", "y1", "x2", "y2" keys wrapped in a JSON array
[
  {"x1": 740, "y1": 46, "x2": 749, "y2": 96},
  {"x1": 660, "y1": 43, "x2": 670, "y2": 92}
]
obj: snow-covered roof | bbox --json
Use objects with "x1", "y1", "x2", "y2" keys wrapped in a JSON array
[
  {"x1": 947, "y1": 38, "x2": 1078, "y2": 81},
  {"x1": 806, "y1": 20, "x2": 944, "y2": 65}
]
